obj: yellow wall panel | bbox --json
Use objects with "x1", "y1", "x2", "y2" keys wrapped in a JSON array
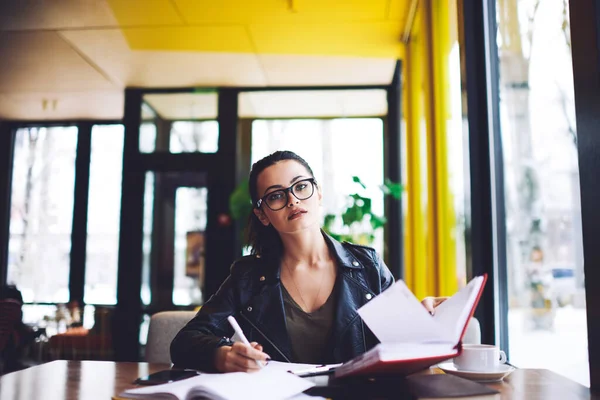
[
  {"x1": 250, "y1": 22, "x2": 404, "y2": 58},
  {"x1": 388, "y1": 0, "x2": 412, "y2": 21},
  {"x1": 106, "y1": 0, "x2": 184, "y2": 26},
  {"x1": 121, "y1": 26, "x2": 254, "y2": 53},
  {"x1": 174, "y1": 0, "x2": 388, "y2": 24}
]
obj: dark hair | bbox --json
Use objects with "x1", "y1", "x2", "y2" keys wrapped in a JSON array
[{"x1": 247, "y1": 151, "x2": 315, "y2": 259}]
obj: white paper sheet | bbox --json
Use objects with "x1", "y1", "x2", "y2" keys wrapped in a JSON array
[{"x1": 357, "y1": 280, "x2": 444, "y2": 344}]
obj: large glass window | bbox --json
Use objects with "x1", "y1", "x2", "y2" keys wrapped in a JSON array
[
  {"x1": 84, "y1": 125, "x2": 124, "y2": 305},
  {"x1": 7, "y1": 127, "x2": 78, "y2": 303},
  {"x1": 495, "y1": 0, "x2": 587, "y2": 386}
]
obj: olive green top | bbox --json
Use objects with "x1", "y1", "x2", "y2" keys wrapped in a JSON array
[{"x1": 281, "y1": 280, "x2": 338, "y2": 364}]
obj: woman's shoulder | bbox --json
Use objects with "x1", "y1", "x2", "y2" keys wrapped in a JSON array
[
  {"x1": 230, "y1": 255, "x2": 260, "y2": 272},
  {"x1": 338, "y1": 241, "x2": 394, "y2": 289},
  {"x1": 229, "y1": 254, "x2": 275, "y2": 280},
  {"x1": 339, "y1": 241, "x2": 380, "y2": 265},
  {"x1": 340, "y1": 240, "x2": 377, "y2": 255}
]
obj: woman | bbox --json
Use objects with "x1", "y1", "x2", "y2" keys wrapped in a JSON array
[{"x1": 170, "y1": 151, "x2": 442, "y2": 373}]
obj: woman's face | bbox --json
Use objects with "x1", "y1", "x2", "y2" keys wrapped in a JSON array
[{"x1": 253, "y1": 160, "x2": 322, "y2": 234}]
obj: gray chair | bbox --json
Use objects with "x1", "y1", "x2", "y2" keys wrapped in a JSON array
[
  {"x1": 145, "y1": 311, "x2": 197, "y2": 364},
  {"x1": 462, "y1": 317, "x2": 482, "y2": 344}
]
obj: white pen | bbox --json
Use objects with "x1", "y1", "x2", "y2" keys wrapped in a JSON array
[{"x1": 227, "y1": 315, "x2": 264, "y2": 368}]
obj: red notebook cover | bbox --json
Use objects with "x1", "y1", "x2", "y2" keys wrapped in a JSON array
[{"x1": 334, "y1": 274, "x2": 488, "y2": 379}]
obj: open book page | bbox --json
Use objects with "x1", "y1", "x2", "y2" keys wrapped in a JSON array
[
  {"x1": 357, "y1": 276, "x2": 486, "y2": 346},
  {"x1": 432, "y1": 275, "x2": 485, "y2": 343},
  {"x1": 119, "y1": 369, "x2": 314, "y2": 400},
  {"x1": 357, "y1": 280, "x2": 444, "y2": 344}
]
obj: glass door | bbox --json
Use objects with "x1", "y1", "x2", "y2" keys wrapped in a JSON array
[
  {"x1": 122, "y1": 90, "x2": 233, "y2": 355},
  {"x1": 141, "y1": 172, "x2": 209, "y2": 311}
]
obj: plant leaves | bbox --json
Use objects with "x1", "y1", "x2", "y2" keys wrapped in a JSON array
[
  {"x1": 229, "y1": 180, "x2": 253, "y2": 221},
  {"x1": 323, "y1": 214, "x2": 336, "y2": 230},
  {"x1": 369, "y1": 214, "x2": 387, "y2": 230},
  {"x1": 382, "y1": 179, "x2": 404, "y2": 199},
  {"x1": 352, "y1": 176, "x2": 367, "y2": 189},
  {"x1": 342, "y1": 204, "x2": 364, "y2": 226}
]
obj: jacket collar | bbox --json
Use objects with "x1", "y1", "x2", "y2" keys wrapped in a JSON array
[{"x1": 323, "y1": 232, "x2": 364, "y2": 270}]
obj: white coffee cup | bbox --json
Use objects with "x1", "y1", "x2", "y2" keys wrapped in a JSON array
[{"x1": 453, "y1": 344, "x2": 507, "y2": 372}]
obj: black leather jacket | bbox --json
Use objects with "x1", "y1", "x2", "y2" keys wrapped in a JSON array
[{"x1": 170, "y1": 234, "x2": 394, "y2": 371}]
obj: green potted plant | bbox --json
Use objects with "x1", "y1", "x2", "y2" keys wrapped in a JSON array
[{"x1": 322, "y1": 177, "x2": 403, "y2": 246}]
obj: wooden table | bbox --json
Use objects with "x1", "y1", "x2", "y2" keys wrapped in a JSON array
[{"x1": 0, "y1": 360, "x2": 596, "y2": 400}]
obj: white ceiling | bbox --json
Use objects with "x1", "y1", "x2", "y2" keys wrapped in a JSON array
[{"x1": 0, "y1": 0, "x2": 399, "y2": 121}]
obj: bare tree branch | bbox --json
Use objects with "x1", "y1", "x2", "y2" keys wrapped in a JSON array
[{"x1": 555, "y1": 81, "x2": 577, "y2": 146}]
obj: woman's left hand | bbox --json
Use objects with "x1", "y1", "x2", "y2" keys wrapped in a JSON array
[{"x1": 421, "y1": 297, "x2": 449, "y2": 315}]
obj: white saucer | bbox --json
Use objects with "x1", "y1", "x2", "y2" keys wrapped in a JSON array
[{"x1": 437, "y1": 363, "x2": 516, "y2": 382}]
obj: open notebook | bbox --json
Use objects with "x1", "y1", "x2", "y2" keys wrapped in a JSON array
[
  {"x1": 118, "y1": 369, "x2": 315, "y2": 400},
  {"x1": 334, "y1": 274, "x2": 487, "y2": 378}
]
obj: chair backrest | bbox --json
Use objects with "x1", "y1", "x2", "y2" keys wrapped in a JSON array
[
  {"x1": 145, "y1": 311, "x2": 197, "y2": 364},
  {"x1": 0, "y1": 299, "x2": 22, "y2": 352},
  {"x1": 462, "y1": 317, "x2": 481, "y2": 345}
]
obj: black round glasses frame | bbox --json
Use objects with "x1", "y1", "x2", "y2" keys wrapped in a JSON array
[{"x1": 255, "y1": 178, "x2": 317, "y2": 211}]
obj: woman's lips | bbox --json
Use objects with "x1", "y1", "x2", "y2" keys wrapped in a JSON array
[{"x1": 288, "y1": 209, "x2": 307, "y2": 220}]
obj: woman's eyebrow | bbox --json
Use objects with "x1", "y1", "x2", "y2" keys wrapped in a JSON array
[
  {"x1": 289, "y1": 175, "x2": 306, "y2": 184},
  {"x1": 262, "y1": 175, "x2": 307, "y2": 195}
]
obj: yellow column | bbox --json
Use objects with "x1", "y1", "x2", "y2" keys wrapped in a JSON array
[
  {"x1": 422, "y1": 0, "x2": 458, "y2": 296},
  {"x1": 432, "y1": 0, "x2": 458, "y2": 296},
  {"x1": 404, "y1": 35, "x2": 429, "y2": 300}
]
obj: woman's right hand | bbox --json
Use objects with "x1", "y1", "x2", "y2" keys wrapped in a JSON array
[{"x1": 214, "y1": 341, "x2": 270, "y2": 373}]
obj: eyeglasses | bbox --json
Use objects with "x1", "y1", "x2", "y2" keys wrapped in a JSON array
[{"x1": 256, "y1": 178, "x2": 317, "y2": 211}]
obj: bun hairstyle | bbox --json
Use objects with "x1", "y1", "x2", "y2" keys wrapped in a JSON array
[{"x1": 246, "y1": 151, "x2": 315, "y2": 259}]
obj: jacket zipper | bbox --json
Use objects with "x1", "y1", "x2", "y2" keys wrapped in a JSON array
[{"x1": 239, "y1": 311, "x2": 291, "y2": 362}]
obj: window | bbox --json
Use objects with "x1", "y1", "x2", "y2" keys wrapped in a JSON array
[
  {"x1": 140, "y1": 92, "x2": 219, "y2": 154},
  {"x1": 495, "y1": 0, "x2": 587, "y2": 386},
  {"x1": 7, "y1": 127, "x2": 78, "y2": 303},
  {"x1": 173, "y1": 187, "x2": 207, "y2": 306},
  {"x1": 169, "y1": 121, "x2": 218, "y2": 153},
  {"x1": 141, "y1": 172, "x2": 154, "y2": 306},
  {"x1": 84, "y1": 125, "x2": 124, "y2": 305}
]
